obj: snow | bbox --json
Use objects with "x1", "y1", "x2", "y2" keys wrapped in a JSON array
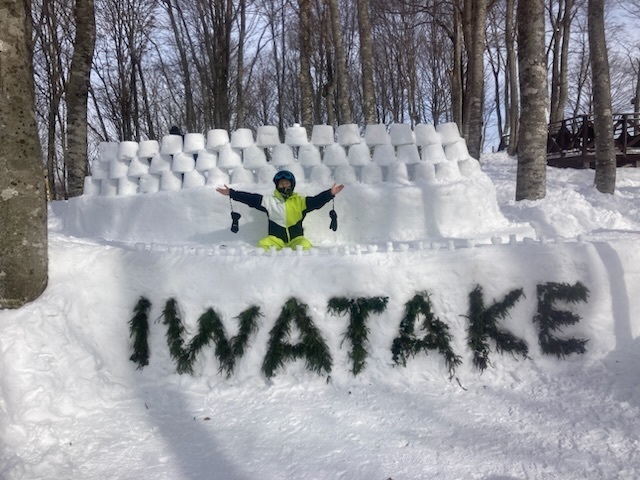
[{"x1": 3, "y1": 151, "x2": 640, "y2": 479}]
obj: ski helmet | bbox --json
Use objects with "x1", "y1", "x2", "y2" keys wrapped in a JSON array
[{"x1": 273, "y1": 170, "x2": 296, "y2": 190}]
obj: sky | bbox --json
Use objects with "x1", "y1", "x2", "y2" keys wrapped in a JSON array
[{"x1": 2, "y1": 126, "x2": 640, "y2": 480}]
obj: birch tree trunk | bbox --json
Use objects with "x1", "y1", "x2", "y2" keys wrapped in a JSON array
[
  {"x1": 66, "y1": 0, "x2": 96, "y2": 197},
  {"x1": 515, "y1": 0, "x2": 548, "y2": 201},
  {"x1": 588, "y1": 0, "x2": 615, "y2": 194},
  {"x1": 0, "y1": 0, "x2": 48, "y2": 307}
]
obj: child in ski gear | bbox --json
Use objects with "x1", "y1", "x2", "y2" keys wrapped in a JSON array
[{"x1": 216, "y1": 170, "x2": 344, "y2": 250}]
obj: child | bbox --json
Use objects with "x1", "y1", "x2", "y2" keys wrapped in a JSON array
[{"x1": 216, "y1": 170, "x2": 344, "y2": 250}]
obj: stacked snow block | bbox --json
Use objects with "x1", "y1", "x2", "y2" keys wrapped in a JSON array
[{"x1": 83, "y1": 122, "x2": 480, "y2": 196}]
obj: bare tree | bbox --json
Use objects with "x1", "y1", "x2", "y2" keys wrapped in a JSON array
[
  {"x1": 516, "y1": 0, "x2": 548, "y2": 200},
  {"x1": 588, "y1": 0, "x2": 615, "y2": 193},
  {"x1": 298, "y1": 0, "x2": 314, "y2": 131},
  {"x1": 0, "y1": 0, "x2": 48, "y2": 307},
  {"x1": 327, "y1": 0, "x2": 352, "y2": 124},
  {"x1": 461, "y1": 0, "x2": 489, "y2": 160},
  {"x1": 66, "y1": 0, "x2": 96, "y2": 197},
  {"x1": 548, "y1": 0, "x2": 575, "y2": 125},
  {"x1": 505, "y1": 0, "x2": 519, "y2": 154},
  {"x1": 357, "y1": 0, "x2": 376, "y2": 124}
]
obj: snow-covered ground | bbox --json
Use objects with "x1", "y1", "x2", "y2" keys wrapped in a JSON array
[{"x1": 3, "y1": 152, "x2": 640, "y2": 479}]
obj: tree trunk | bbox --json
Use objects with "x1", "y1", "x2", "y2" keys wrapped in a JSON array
[
  {"x1": 549, "y1": 0, "x2": 573, "y2": 125},
  {"x1": 505, "y1": 0, "x2": 519, "y2": 155},
  {"x1": 461, "y1": 0, "x2": 488, "y2": 160},
  {"x1": 236, "y1": 0, "x2": 246, "y2": 127},
  {"x1": 357, "y1": 0, "x2": 376, "y2": 124},
  {"x1": 0, "y1": 0, "x2": 48, "y2": 307},
  {"x1": 327, "y1": 0, "x2": 352, "y2": 124},
  {"x1": 298, "y1": 0, "x2": 314, "y2": 132},
  {"x1": 515, "y1": 0, "x2": 548, "y2": 201},
  {"x1": 588, "y1": 0, "x2": 616, "y2": 194},
  {"x1": 66, "y1": 0, "x2": 96, "y2": 197}
]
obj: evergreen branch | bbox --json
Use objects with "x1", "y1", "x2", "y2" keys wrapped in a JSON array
[
  {"x1": 129, "y1": 296, "x2": 151, "y2": 369},
  {"x1": 186, "y1": 308, "x2": 233, "y2": 376},
  {"x1": 162, "y1": 299, "x2": 190, "y2": 373},
  {"x1": 230, "y1": 305, "x2": 262, "y2": 360}
]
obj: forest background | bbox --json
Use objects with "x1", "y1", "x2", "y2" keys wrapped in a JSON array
[{"x1": 29, "y1": 0, "x2": 640, "y2": 200}]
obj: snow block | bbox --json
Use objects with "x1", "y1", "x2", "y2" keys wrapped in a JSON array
[
  {"x1": 217, "y1": 145, "x2": 243, "y2": 169},
  {"x1": 127, "y1": 156, "x2": 150, "y2": 177},
  {"x1": 160, "y1": 171, "x2": 183, "y2": 191},
  {"x1": 138, "y1": 140, "x2": 160, "y2": 158},
  {"x1": 372, "y1": 143, "x2": 396, "y2": 166},
  {"x1": 364, "y1": 124, "x2": 390, "y2": 147},
  {"x1": 436, "y1": 122, "x2": 461, "y2": 145},
  {"x1": 139, "y1": 173, "x2": 161, "y2": 194},
  {"x1": 360, "y1": 163, "x2": 383, "y2": 184},
  {"x1": 205, "y1": 167, "x2": 230, "y2": 187},
  {"x1": 435, "y1": 160, "x2": 461, "y2": 181},
  {"x1": 257, "y1": 164, "x2": 278, "y2": 184},
  {"x1": 322, "y1": 143, "x2": 348, "y2": 166},
  {"x1": 99, "y1": 142, "x2": 119, "y2": 163},
  {"x1": 285, "y1": 124, "x2": 309, "y2": 146},
  {"x1": 298, "y1": 144, "x2": 322, "y2": 166},
  {"x1": 414, "y1": 124, "x2": 441, "y2": 146},
  {"x1": 311, "y1": 125, "x2": 335, "y2": 146},
  {"x1": 100, "y1": 178, "x2": 118, "y2": 196},
  {"x1": 230, "y1": 128, "x2": 255, "y2": 149},
  {"x1": 206, "y1": 129, "x2": 230, "y2": 151},
  {"x1": 387, "y1": 162, "x2": 410, "y2": 184},
  {"x1": 90, "y1": 160, "x2": 109, "y2": 180},
  {"x1": 255, "y1": 125, "x2": 280, "y2": 147},
  {"x1": 118, "y1": 176, "x2": 139, "y2": 196},
  {"x1": 397, "y1": 144, "x2": 421, "y2": 164},
  {"x1": 309, "y1": 164, "x2": 333, "y2": 184},
  {"x1": 172, "y1": 152, "x2": 196, "y2": 173},
  {"x1": 413, "y1": 162, "x2": 437, "y2": 184},
  {"x1": 271, "y1": 144, "x2": 295, "y2": 166},
  {"x1": 182, "y1": 170, "x2": 207, "y2": 189},
  {"x1": 445, "y1": 139, "x2": 470, "y2": 162},
  {"x1": 109, "y1": 158, "x2": 130, "y2": 179},
  {"x1": 231, "y1": 167, "x2": 255, "y2": 184},
  {"x1": 183, "y1": 133, "x2": 206, "y2": 153},
  {"x1": 337, "y1": 124, "x2": 361, "y2": 147},
  {"x1": 148, "y1": 153, "x2": 173, "y2": 174},
  {"x1": 242, "y1": 145, "x2": 268, "y2": 169},
  {"x1": 348, "y1": 142, "x2": 372, "y2": 166},
  {"x1": 389, "y1": 123, "x2": 415, "y2": 146},
  {"x1": 195, "y1": 150, "x2": 217, "y2": 171},
  {"x1": 118, "y1": 141, "x2": 139, "y2": 161},
  {"x1": 334, "y1": 164, "x2": 357, "y2": 185},
  {"x1": 160, "y1": 134, "x2": 183, "y2": 155},
  {"x1": 422, "y1": 143, "x2": 447, "y2": 164},
  {"x1": 83, "y1": 176, "x2": 101, "y2": 196}
]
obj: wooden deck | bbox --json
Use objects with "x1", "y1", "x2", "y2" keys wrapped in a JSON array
[{"x1": 547, "y1": 113, "x2": 640, "y2": 168}]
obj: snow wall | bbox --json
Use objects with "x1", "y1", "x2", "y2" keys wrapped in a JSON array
[{"x1": 62, "y1": 122, "x2": 535, "y2": 244}]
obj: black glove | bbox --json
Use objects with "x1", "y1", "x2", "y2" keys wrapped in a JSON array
[
  {"x1": 329, "y1": 209, "x2": 337, "y2": 231},
  {"x1": 231, "y1": 211, "x2": 241, "y2": 233}
]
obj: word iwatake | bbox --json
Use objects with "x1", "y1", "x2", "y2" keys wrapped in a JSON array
[{"x1": 128, "y1": 281, "x2": 589, "y2": 380}]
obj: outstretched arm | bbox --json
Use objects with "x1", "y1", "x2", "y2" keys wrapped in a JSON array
[
  {"x1": 306, "y1": 183, "x2": 344, "y2": 211},
  {"x1": 331, "y1": 183, "x2": 344, "y2": 196},
  {"x1": 216, "y1": 185, "x2": 231, "y2": 196}
]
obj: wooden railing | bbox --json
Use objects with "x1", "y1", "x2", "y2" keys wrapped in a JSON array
[{"x1": 547, "y1": 113, "x2": 640, "y2": 168}]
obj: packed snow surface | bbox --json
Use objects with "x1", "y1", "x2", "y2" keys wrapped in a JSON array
[{"x1": 3, "y1": 152, "x2": 640, "y2": 479}]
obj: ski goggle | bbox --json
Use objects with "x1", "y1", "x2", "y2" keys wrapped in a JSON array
[{"x1": 274, "y1": 171, "x2": 294, "y2": 182}]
